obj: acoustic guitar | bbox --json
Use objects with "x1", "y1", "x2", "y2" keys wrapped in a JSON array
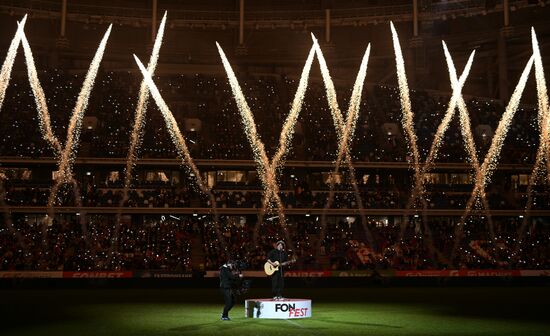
[{"x1": 264, "y1": 259, "x2": 296, "y2": 276}]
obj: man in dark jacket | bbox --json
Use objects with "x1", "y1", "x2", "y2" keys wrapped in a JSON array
[
  {"x1": 266, "y1": 241, "x2": 288, "y2": 300},
  {"x1": 219, "y1": 260, "x2": 242, "y2": 320}
]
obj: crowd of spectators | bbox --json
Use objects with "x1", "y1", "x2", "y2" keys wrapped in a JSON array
[
  {"x1": 1, "y1": 214, "x2": 549, "y2": 272},
  {"x1": 0, "y1": 215, "x2": 194, "y2": 271}
]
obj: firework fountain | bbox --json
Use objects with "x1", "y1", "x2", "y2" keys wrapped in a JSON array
[
  {"x1": 312, "y1": 37, "x2": 374, "y2": 257},
  {"x1": 391, "y1": 22, "x2": 445, "y2": 263},
  {"x1": 399, "y1": 43, "x2": 492, "y2": 263},
  {"x1": 403, "y1": 44, "x2": 476, "y2": 215},
  {"x1": 19, "y1": 27, "x2": 79, "y2": 253},
  {"x1": 451, "y1": 55, "x2": 535, "y2": 260},
  {"x1": 47, "y1": 25, "x2": 112, "y2": 189},
  {"x1": 20, "y1": 27, "x2": 62, "y2": 154},
  {"x1": 113, "y1": 12, "x2": 168, "y2": 255},
  {"x1": 41, "y1": 25, "x2": 112, "y2": 251},
  {"x1": 0, "y1": 17, "x2": 28, "y2": 249},
  {"x1": 133, "y1": 55, "x2": 228, "y2": 254},
  {"x1": 438, "y1": 42, "x2": 497, "y2": 249},
  {"x1": 1, "y1": 19, "x2": 112, "y2": 254},
  {"x1": 389, "y1": 22, "x2": 536, "y2": 264},
  {"x1": 517, "y1": 29, "x2": 550, "y2": 254},
  {"x1": 258, "y1": 38, "x2": 316, "y2": 239},
  {"x1": 390, "y1": 23, "x2": 422, "y2": 181},
  {"x1": 216, "y1": 41, "x2": 316, "y2": 251},
  {"x1": 0, "y1": 16, "x2": 27, "y2": 111}
]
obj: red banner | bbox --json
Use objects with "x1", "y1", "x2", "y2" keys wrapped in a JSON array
[
  {"x1": 394, "y1": 270, "x2": 523, "y2": 277},
  {"x1": 62, "y1": 271, "x2": 133, "y2": 278},
  {"x1": 284, "y1": 271, "x2": 332, "y2": 277},
  {"x1": 0, "y1": 269, "x2": 547, "y2": 278},
  {"x1": 0, "y1": 271, "x2": 62, "y2": 278},
  {"x1": 520, "y1": 270, "x2": 550, "y2": 277}
]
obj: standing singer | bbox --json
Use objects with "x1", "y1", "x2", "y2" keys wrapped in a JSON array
[{"x1": 266, "y1": 240, "x2": 288, "y2": 300}]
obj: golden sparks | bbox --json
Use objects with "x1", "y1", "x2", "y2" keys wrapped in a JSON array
[
  {"x1": 113, "y1": 12, "x2": 168, "y2": 253},
  {"x1": 46, "y1": 25, "x2": 113, "y2": 215},
  {"x1": 133, "y1": 54, "x2": 226, "y2": 253},
  {"x1": 452, "y1": 55, "x2": 535, "y2": 259},
  {"x1": 216, "y1": 41, "x2": 316, "y2": 250},
  {"x1": 0, "y1": 15, "x2": 27, "y2": 112},
  {"x1": 313, "y1": 35, "x2": 374, "y2": 253},
  {"x1": 517, "y1": 28, "x2": 550, "y2": 251}
]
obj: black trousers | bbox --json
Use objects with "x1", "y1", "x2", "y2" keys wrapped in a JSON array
[
  {"x1": 271, "y1": 270, "x2": 284, "y2": 297},
  {"x1": 220, "y1": 287, "x2": 235, "y2": 317}
]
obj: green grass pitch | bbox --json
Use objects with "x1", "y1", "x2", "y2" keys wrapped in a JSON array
[{"x1": 2, "y1": 286, "x2": 549, "y2": 335}]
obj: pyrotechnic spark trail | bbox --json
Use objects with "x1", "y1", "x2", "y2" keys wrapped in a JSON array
[
  {"x1": 441, "y1": 43, "x2": 496, "y2": 242},
  {"x1": 425, "y1": 45, "x2": 475, "y2": 176},
  {"x1": 0, "y1": 15, "x2": 27, "y2": 112},
  {"x1": 390, "y1": 22, "x2": 421, "y2": 177},
  {"x1": 255, "y1": 44, "x2": 316, "y2": 245},
  {"x1": 417, "y1": 43, "x2": 496, "y2": 260},
  {"x1": 391, "y1": 22, "x2": 447, "y2": 263},
  {"x1": 440, "y1": 43, "x2": 479, "y2": 171},
  {"x1": 114, "y1": 12, "x2": 167, "y2": 253},
  {"x1": 216, "y1": 42, "x2": 278, "y2": 247},
  {"x1": 47, "y1": 25, "x2": 112, "y2": 213},
  {"x1": 121, "y1": 12, "x2": 167, "y2": 206},
  {"x1": 517, "y1": 28, "x2": 550, "y2": 251},
  {"x1": 0, "y1": 16, "x2": 27, "y2": 246},
  {"x1": 54, "y1": 25, "x2": 113, "y2": 183},
  {"x1": 452, "y1": 55, "x2": 535, "y2": 259},
  {"x1": 20, "y1": 30, "x2": 62, "y2": 154},
  {"x1": 39, "y1": 25, "x2": 112, "y2": 254},
  {"x1": 314, "y1": 37, "x2": 370, "y2": 173},
  {"x1": 216, "y1": 43, "x2": 269, "y2": 189},
  {"x1": 216, "y1": 42, "x2": 316, "y2": 250},
  {"x1": 133, "y1": 55, "x2": 226, "y2": 253},
  {"x1": 313, "y1": 36, "x2": 374, "y2": 255},
  {"x1": 404, "y1": 47, "x2": 474, "y2": 209},
  {"x1": 269, "y1": 45, "x2": 316, "y2": 174},
  {"x1": 403, "y1": 44, "x2": 495, "y2": 247}
]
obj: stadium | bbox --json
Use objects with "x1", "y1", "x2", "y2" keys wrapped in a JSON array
[{"x1": 1, "y1": 0, "x2": 549, "y2": 335}]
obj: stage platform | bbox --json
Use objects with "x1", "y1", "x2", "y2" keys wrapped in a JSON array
[{"x1": 245, "y1": 298, "x2": 312, "y2": 319}]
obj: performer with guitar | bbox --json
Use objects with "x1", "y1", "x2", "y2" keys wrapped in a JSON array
[{"x1": 265, "y1": 240, "x2": 295, "y2": 300}]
